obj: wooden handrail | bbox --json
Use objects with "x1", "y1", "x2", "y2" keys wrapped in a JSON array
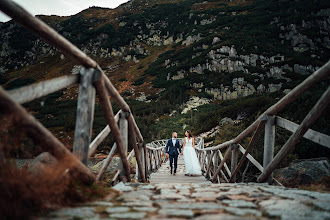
[
  {"x1": 258, "y1": 86, "x2": 330, "y2": 182},
  {"x1": 103, "y1": 75, "x2": 130, "y2": 112},
  {"x1": 8, "y1": 75, "x2": 79, "y2": 104},
  {"x1": 196, "y1": 60, "x2": 330, "y2": 153},
  {"x1": 193, "y1": 61, "x2": 329, "y2": 184}
]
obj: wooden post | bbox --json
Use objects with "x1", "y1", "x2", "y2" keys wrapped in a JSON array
[
  {"x1": 0, "y1": 87, "x2": 95, "y2": 184},
  {"x1": 119, "y1": 111, "x2": 129, "y2": 178},
  {"x1": 205, "y1": 151, "x2": 215, "y2": 179},
  {"x1": 144, "y1": 143, "x2": 148, "y2": 178},
  {"x1": 149, "y1": 150, "x2": 152, "y2": 172},
  {"x1": 139, "y1": 143, "x2": 146, "y2": 180},
  {"x1": 207, "y1": 151, "x2": 211, "y2": 173},
  {"x1": 73, "y1": 67, "x2": 96, "y2": 165},
  {"x1": 230, "y1": 144, "x2": 238, "y2": 182},
  {"x1": 127, "y1": 115, "x2": 145, "y2": 182},
  {"x1": 258, "y1": 86, "x2": 330, "y2": 183},
  {"x1": 263, "y1": 115, "x2": 275, "y2": 184},
  {"x1": 201, "y1": 151, "x2": 206, "y2": 173},
  {"x1": 154, "y1": 150, "x2": 158, "y2": 170},
  {"x1": 213, "y1": 150, "x2": 219, "y2": 175}
]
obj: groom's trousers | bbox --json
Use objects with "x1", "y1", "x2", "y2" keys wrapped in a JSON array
[{"x1": 169, "y1": 154, "x2": 178, "y2": 171}]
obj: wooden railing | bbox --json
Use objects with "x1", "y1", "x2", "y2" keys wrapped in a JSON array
[
  {"x1": 0, "y1": 0, "x2": 147, "y2": 185},
  {"x1": 195, "y1": 60, "x2": 330, "y2": 184}
]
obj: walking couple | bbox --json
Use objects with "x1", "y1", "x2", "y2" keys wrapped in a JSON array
[{"x1": 165, "y1": 130, "x2": 202, "y2": 176}]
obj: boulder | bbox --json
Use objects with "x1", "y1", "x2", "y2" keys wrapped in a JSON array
[
  {"x1": 220, "y1": 117, "x2": 234, "y2": 126},
  {"x1": 28, "y1": 152, "x2": 58, "y2": 177},
  {"x1": 91, "y1": 157, "x2": 123, "y2": 174},
  {"x1": 274, "y1": 157, "x2": 330, "y2": 187}
]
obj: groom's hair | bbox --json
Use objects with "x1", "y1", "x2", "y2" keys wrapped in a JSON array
[{"x1": 172, "y1": 132, "x2": 177, "y2": 136}]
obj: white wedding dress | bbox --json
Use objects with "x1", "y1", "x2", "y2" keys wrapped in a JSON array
[{"x1": 183, "y1": 137, "x2": 202, "y2": 175}]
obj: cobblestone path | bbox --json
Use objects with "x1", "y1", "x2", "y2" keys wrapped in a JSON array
[
  {"x1": 44, "y1": 182, "x2": 330, "y2": 220},
  {"x1": 149, "y1": 155, "x2": 211, "y2": 184},
  {"x1": 43, "y1": 156, "x2": 330, "y2": 220}
]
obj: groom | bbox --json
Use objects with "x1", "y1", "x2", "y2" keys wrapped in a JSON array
[{"x1": 165, "y1": 132, "x2": 181, "y2": 175}]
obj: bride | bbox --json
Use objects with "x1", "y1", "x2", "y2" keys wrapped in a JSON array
[{"x1": 181, "y1": 130, "x2": 202, "y2": 176}]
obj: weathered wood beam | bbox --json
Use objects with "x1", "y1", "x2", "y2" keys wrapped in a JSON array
[
  {"x1": 218, "y1": 150, "x2": 231, "y2": 177},
  {"x1": 276, "y1": 116, "x2": 330, "y2": 148},
  {"x1": 230, "y1": 144, "x2": 239, "y2": 182},
  {"x1": 102, "y1": 75, "x2": 130, "y2": 112},
  {"x1": 73, "y1": 68, "x2": 97, "y2": 165},
  {"x1": 143, "y1": 143, "x2": 148, "y2": 178},
  {"x1": 88, "y1": 112, "x2": 120, "y2": 157},
  {"x1": 238, "y1": 145, "x2": 263, "y2": 172},
  {"x1": 7, "y1": 75, "x2": 78, "y2": 104},
  {"x1": 263, "y1": 115, "x2": 275, "y2": 183},
  {"x1": 119, "y1": 111, "x2": 129, "y2": 178},
  {"x1": 128, "y1": 116, "x2": 146, "y2": 182},
  {"x1": 212, "y1": 147, "x2": 232, "y2": 182},
  {"x1": 111, "y1": 170, "x2": 120, "y2": 186},
  {"x1": 213, "y1": 150, "x2": 219, "y2": 177},
  {"x1": 258, "y1": 86, "x2": 330, "y2": 183},
  {"x1": 205, "y1": 151, "x2": 215, "y2": 178},
  {"x1": 96, "y1": 143, "x2": 117, "y2": 181}
]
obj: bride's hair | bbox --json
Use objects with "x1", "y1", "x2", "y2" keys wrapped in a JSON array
[{"x1": 186, "y1": 130, "x2": 194, "y2": 138}]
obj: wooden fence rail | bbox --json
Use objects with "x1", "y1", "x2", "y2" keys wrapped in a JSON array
[{"x1": 194, "y1": 61, "x2": 330, "y2": 184}]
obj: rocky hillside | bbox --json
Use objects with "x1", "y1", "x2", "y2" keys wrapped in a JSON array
[{"x1": 0, "y1": 0, "x2": 329, "y2": 158}]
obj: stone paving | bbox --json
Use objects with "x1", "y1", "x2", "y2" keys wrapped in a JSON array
[
  {"x1": 43, "y1": 181, "x2": 330, "y2": 220},
  {"x1": 149, "y1": 156, "x2": 210, "y2": 184},
  {"x1": 40, "y1": 155, "x2": 330, "y2": 219}
]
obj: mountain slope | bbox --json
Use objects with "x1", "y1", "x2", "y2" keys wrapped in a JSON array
[{"x1": 0, "y1": 0, "x2": 329, "y2": 158}]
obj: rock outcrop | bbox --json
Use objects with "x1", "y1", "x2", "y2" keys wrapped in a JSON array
[{"x1": 274, "y1": 157, "x2": 330, "y2": 187}]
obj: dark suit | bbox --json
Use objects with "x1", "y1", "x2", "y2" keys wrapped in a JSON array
[{"x1": 165, "y1": 138, "x2": 181, "y2": 173}]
